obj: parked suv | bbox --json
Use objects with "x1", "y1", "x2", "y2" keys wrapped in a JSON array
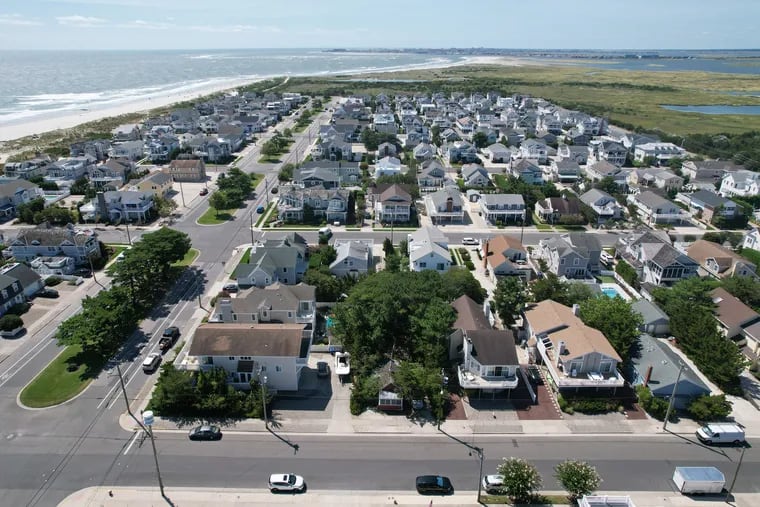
[
  {"x1": 415, "y1": 475, "x2": 454, "y2": 495},
  {"x1": 142, "y1": 352, "x2": 162, "y2": 373}
]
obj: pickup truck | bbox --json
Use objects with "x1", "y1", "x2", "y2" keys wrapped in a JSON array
[{"x1": 159, "y1": 326, "x2": 180, "y2": 352}]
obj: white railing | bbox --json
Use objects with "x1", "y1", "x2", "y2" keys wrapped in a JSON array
[{"x1": 457, "y1": 366, "x2": 519, "y2": 389}]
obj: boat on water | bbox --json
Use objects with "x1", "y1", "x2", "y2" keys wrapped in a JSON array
[{"x1": 334, "y1": 351, "x2": 351, "y2": 376}]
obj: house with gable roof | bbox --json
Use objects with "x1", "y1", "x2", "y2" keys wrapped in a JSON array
[
  {"x1": 461, "y1": 163, "x2": 491, "y2": 187},
  {"x1": 423, "y1": 187, "x2": 464, "y2": 224},
  {"x1": 330, "y1": 239, "x2": 373, "y2": 278},
  {"x1": 276, "y1": 185, "x2": 350, "y2": 224},
  {"x1": 616, "y1": 230, "x2": 698, "y2": 287},
  {"x1": 0, "y1": 180, "x2": 45, "y2": 220},
  {"x1": 235, "y1": 233, "x2": 308, "y2": 287},
  {"x1": 675, "y1": 189, "x2": 738, "y2": 222},
  {"x1": 373, "y1": 183, "x2": 412, "y2": 223},
  {"x1": 537, "y1": 233, "x2": 601, "y2": 279},
  {"x1": 417, "y1": 160, "x2": 447, "y2": 191},
  {"x1": 627, "y1": 190, "x2": 685, "y2": 225},
  {"x1": 482, "y1": 235, "x2": 531, "y2": 282},
  {"x1": 407, "y1": 226, "x2": 451, "y2": 273},
  {"x1": 9, "y1": 224, "x2": 101, "y2": 266},
  {"x1": 509, "y1": 159, "x2": 544, "y2": 185},
  {"x1": 579, "y1": 188, "x2": 623, "y2": 224},
  {"x1": 687, "y1": 240, "x2": 757, "y2": 279},
  {"x1": 479, "y1": 194, "x2": 525, "y2": 224}
]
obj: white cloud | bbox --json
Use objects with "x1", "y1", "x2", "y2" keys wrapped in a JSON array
[
  {"x1": 0, "y1": 14, "x2": 43, "y2": 26},
  {"x1": 57, "y1": 15, "x2": 107, "y2": 27},
  {"x1": 119, "y1": 19, "x2": 173, "y2": 30}
]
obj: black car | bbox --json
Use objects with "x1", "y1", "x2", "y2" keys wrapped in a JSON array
[
  {"x1": 162, "y1": 326, "x2": 180, "y2": 339},
  {"x1": 37, "y1": 288, "x2": 59, "y2": 299},
  {"x1": 188, "y1": 425, "x2": 222, "y2": 441},
  {"x1": 73, "y1": 268, "x2": 92, "y2": 278},
  {"x1": 415, "y1": 475, "x2": 454, "y2": 495}
]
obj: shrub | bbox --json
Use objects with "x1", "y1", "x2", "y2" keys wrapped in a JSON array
[
  {"x1": 0, "y1": 314, "x2": 24, "y2": 332},
  {"x1": 45, "y1": 276, "x2": 63, "y2": 286},
  {"x1": 687, "y1": 394, "x2": 732, "y2": 421},
  {"x1": 6, "y1": 302, "x2": 30, "y2": 316},
  {"x1": 496, "y1": 457, "x2": 542, "y2": 503},
  {"x1": 570, "y1": 399, "x2": 617, "y2": 414},
  {"x1": 636, "y1": 385, "x2": 670, "y2": 421},
  {"x1": 465, "y1": 260, "x2": 475, "y2": 271},
  {"x1": 555, "y1": 460, "x2": 601, "y2": 501}
]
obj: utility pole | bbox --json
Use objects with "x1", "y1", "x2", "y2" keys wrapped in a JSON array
[
  {"x1": 725, "y1": 446, "x2": 746, "y2": 503},
  {"x1": 259, "y1": 368, "x2": 269, "y2": 428},
  {"x1": 125, "y1": 221, "x2": 132, "y2": 245},
  {"x1": 265, "y1": 178, "x2": 269, "y2": 205},
  {"x1": 178, "y1": 179, "x2": 186, "y2": 207},
  {"x1": 88, "y1": 254, "x2": 104, "y2": 289},
  {"x1": 116, "y1": 365, "x2": 165, "y2": 497},
  {"x1": 249, "y1": 210, "x2": 255, "y2": 245},
  {"x1": 663, "y1": 363, "x2": 685, "y2": 431}
]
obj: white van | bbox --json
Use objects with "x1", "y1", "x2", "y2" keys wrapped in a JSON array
[{"x1": 695, "y1": 423, "x2": 745, "y2": 445}]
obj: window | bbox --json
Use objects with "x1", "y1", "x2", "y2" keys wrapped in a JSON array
[
  {"x1": 240, "y1": 356, "x2": 252, "y2": 361},
  {"x1": 419, "y1": 262, "x2": 426, "y2": 268},
  {"x1": 228, "y1": 356, "x2": 235, "y2": 361},
  {"x1": 232, "y1": 314, "x2": 237, "y2": 321},
  {"x1": 203, "y1": 357, "x2": 214, "y2": 365},
  {"x1": 283, "y1": 267, "x2": 287, "y2": 272},
  {"x1": 275, "y1": 365, "x2": 282, "y2": 372}
]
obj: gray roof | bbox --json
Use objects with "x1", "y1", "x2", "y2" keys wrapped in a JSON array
[
  {"x1": 142, "y1": 171, "x2": 173, "y2": 186},
  {"x1": 566, "y1": 233, "x2": 602, "y2": 256},
  {"x1": 467, "y1": 330, "x2": 519, "y2": 365},
  {"x1": 189, "y1": 323, "x2": 307, "y2": 357},
  {"x1": 13, "y1": 225, "x2": 94, "y2": 247},
  {"x1": 635, "y1": 191, "x2": 672, "y2": 210},
  {"x1": 631, "y1": 299, "x2": 669, "y2": 326},
  {"x1": 579, "y1": 188, "x2": 615, "y2": 206},
  {"x1": 223, "y1": 283, "x2": 315, "y2": 314},
  {"x1": 103, "y1": 190, "x2": 152, "y2": 205},
  {"x1": 481, "y1": 193, "x2": 525, "y2": 206},
  {"x1": 629, "y1": 334, "x2": 709, "y2": 394},
  {"x1": 554, "y1": 159, "x2": 581, "y2": 173},
  {"x1": 0, "y1": 179, "x2": 40, "y2": 199},
  {"x1": 427, "y1": 186, "x2": 463, "y2": 209},
  {"x1": 408, "y1": 226, "x2": 449, "y2": 262},
  {"x1": 0, "y1": 263, "x2": 41, "y2": 288},
  {"x1": 330, "y1": 240, "x2": 371, "y2": 268},
  {"x1": 688, "y1": 189, "x2": 730, "y2": 209}
]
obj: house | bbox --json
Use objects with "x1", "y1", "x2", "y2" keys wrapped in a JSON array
[
  {"x1": 629, "y1": 168, "x2": 684, "y2": 192},
  {"x1": 458, "y1": 330, "x2": 521, "y2": 394},
  {"x1": 407, "y1": 226, "x2": 451, "y2": 273},
  {"x1": 0, "y1": 274, "x2": 26, "y2": 317},
  {"x1": 558, "y1": 144, "x2": 589, "y2": 165},
  {"x1": 2, "y1": 156, "x2": 51, "y2": 180},
  {"x1": 9, "y1": 224, "x2": 101, "y2": 266},
  {"x1": 374, "y1": 184, "x2": 412, "y2": 223},
  {"x1": 80, "y1": 191, "x2": 154, "y2": 223},
  {"x1": 235, "y1": 233, "x2": 308, "y2": 287},
  {"x1": 630, "y1": 299, "x2": 670, "y2": 336},
  {"x1": 629, "y1": 334, "x2": 709, "y2": 410},
  {"x1": 627, "y1": 191, "x2": 684, "y2": 225},
  {"x1": 292, "y1": 163, "x2": 362, "y2": 188},
  {"x1": 523, "y1": 300, "x2": 625, "y2": 391},
  {"x1": 145, "y1": 134, "x2": 180, "y2": 163},
  {"x1": 0, "y1": 180, "x2": 45, "y2": 220},
  {"x1": 165, "y1": 159, "x2": 207, "y2": 183},
  {"x1": 681, "y1": 160, "x2": 743, "y2": 190},
  {"x1": 0, "y1": 263, "x2": 44, "y2": 299},
  {"x1": 719, "y1": 170, "x2": 760, "y2": 198},
  {"x1": 510, "y1": 159, "x2": 544, "y2": 185},
  {"x1": 108, "y1": 140, "x2": 145, "y2": 161},
  {"x1": 373, "y1": 156, "x2": 403, "y2": 179},
  {"x1": 591, "y1": 141, "x2": 627, "y2": 167},
  {"x1": 483, "y1": 143, "x2": 511, "y2": 163},
  {"x1": 187, "y1": 323, "x2": 310, "y2": 391},
  {"x1": 537, "y1": 233, "x2": 601, "y2": 279},
  {"x1": 330, "y1": 239, "x2": 373, "y2": 278},
  {"x1": 417, "y1": 160, "x2": 447, "y2": 191},
  {"x1": 482, "y1": 235, "x2": 531, "y2": 282},
  {"x1": 29, "y1": 256, "x2": 76, "y2": 276},
  {"x1": 211, "y1": 283, "x2": 315, "y2": 338},
  {"x1": 111, "y1": 123, "x2": 142, "y2": 141},
  {"x1": 579, "y1": 189, "x2": 623, "y2": 224},
  {"x1": 449, "y1": 294, "x2": 493, "y2": 359},
  {"x1": 461, "y1": 164, "x2": 491, "y2": 187},
  {"x1": 633, "y1": 142, "x2": 686, "y2": 165},
  {"x1": 130, "y1": 171, "x2": 174, "y2": 198},
  {"x1": 616, "y1": 230, "x2": 698, "y2": 286},
  {"x1": 377, "y1": 142, "x2": 397, "y2": 158},
  {"x1": 375, "y1": 360, "x2": 403, "y2": 411},
  {"x1": 687, "y1": 240, "x2": 757, "y2": 279},
  {"x1": 586, "y1": 160, "x2": 623, "y2": 182},
  {"x1": 423, "y1": 187, "x2": 465, "y2": 224},
  {"x1": 743, "y1": 228, "x2": 760, "y2": 251},
  {"x1": 71, "y1": 139, "x2": 111, "y2": 161},
  {"x1": 45, "y1": 156, "x2": 95, "y2": 183},
  {"x1": 412, "y1": 142, "x2": 435, "y2": 161},
  {"x1": 519, "y1": 139, "x2": 548, "y2": 164},
  {"x1": 675, "y1": 190, "x2": 738, "y2": 222},
  {"x1": 89, "y1": 158, "x2": 133, "y2": 189},
  {"x1": 711, "y1": 287, "x2": 760, "y2": 339},
  {"x1": 277, "y1": 186, "x2": 350, "y2": 224},
  {"x1": 479, "y1": 194, "x2": 526, "y2": 224},
  {"x1": 551, "y1": 159, "x2": 582, "y2": 183},
  {"x1": 442, "y1": 141, "x2": 478, "y2": 163},
  {"x1": 534, "y1": 196, "x2": 583, "y2": 224}
]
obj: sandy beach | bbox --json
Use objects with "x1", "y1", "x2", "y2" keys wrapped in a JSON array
[{"x1": 0, "y1": 55, "x2": 534, "y2": 151}]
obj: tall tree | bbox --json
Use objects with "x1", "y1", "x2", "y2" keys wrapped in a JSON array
[
  {"x1": 554, "y1": 460, "x2": 602, "y2": 501},
  {"x1": 497, "y1": 457, "x2": 542, "y2": 503},
  {"x1": 492, "y1": 276, "x2": 526, "y2": 326},
  {"x1": 440, "y1": 268, "x2": 487, "y2": 304},
  {"x1": 208, "y1": 191, "x2": 228, "y2": 216},
  {"x1": 579, "y1": 296, "x2": 642, "y2": 362}
]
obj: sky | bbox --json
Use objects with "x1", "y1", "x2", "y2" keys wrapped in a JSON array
[{"x1": 0, "y1": 0, "x2": 758, "y2": 51}]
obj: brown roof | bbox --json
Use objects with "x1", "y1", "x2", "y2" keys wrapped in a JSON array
[
  {"x1": 189, "y1": 323, "x2": 306, "y2": 357},
  {"x1": 523, "y1": 300, "x2": 621, "y2": 362},
  {"x1": 711, "y1": 288, "x2": 759, "y2": 330},
  {"x1": 168, "y1": 159, "x2": 203, "y2": 169},
  {"x1": 687, "y1": 240, "x2": 755, "y2": 278},
  {"x1": 379, "y1": 183, "x2": 412, "y2": 204},
  {"x1": 485, "y1": 235, "x2": 525, "y2": 270},
  {"x1": 450, "y1": 295, "x2": 491, "y2": 330}
]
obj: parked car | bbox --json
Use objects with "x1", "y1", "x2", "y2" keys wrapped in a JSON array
[
  {"x1": 223, "y1": 283, "x2": 239, "y2": 293},
  {"x1": 462, "y1": 237, "x2": 478, "y2": 245},
  {"x1": 415, "y1": 475, "x2": 454, "y2": 495},
  {"x1": 142, "y1": 352, "x2": 162, "y2": 373},
  {"x1": 268, "y1": 473, "x2": 305, "y2": 493},
  {"x1": 188, "y1": 424, "x2": 222, "y2": 441},
  {"x1": 316, "y1": 361, "x2": 329, "y2": 378},
  {"x1": 36, "y1": 288, "x2": 59, "y2": 299},
  {"x1": 159, "y1": 326, "x2": 180, "y2": 352},
  {"x1": 270, "y1": 187, "x2": 278, "y2": 194},
  {"x1": 695, "y1": 423, "x2": 745, "y2": 445},
  {"x1": 73, "y1": 268, "x2": 92, "y2": 278},
  {"x1": 482, "y1": 474, "x2": 504, "y2": 494},
  {"x1": 199, "y1": 188, "x2": 209, "y2": 196},
  {"x1": 318, "y1": 227, "x2": 332, "y2": 237},
  {"x1": 256, "y1": 205, "x2": 265, "y2": 214}
]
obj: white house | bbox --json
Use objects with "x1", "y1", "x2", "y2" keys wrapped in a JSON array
[
  {"x1": 330, "y1": 239, "x2": 373, "y2": 278},
  {"x1": 373, "y1": 156, "x2": 403, "y2": 179},
  {"x1": 720, "y1": 170, "x2": 760, "y2": 198},
  {"x1": 479, "y1": 194, "x2": 526, "y2": 224},
  {"x1": 633, "y1": 142, "x2": 686, "y2": 164},
  {"x1": 458, "y1": 330, "x2": 521, "y2": 394},
  {"x1": 408, "y1": 226, "x2": 451, "y2": 273}
]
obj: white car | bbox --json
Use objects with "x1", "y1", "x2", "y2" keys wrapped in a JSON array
[
  {"x1": 482, "y1": 474, "x2": 504, "y2": 494},
  {"x1": 268, "y1": 473, "x2": 305, "y2": 493},
  {"x1": 462, "y1": 237, "x2": 479, "y2": 245}
]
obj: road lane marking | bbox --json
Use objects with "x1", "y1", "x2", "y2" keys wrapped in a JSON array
[{"x1": 123, "y1": 430, "x2": 143, "y2": 455}]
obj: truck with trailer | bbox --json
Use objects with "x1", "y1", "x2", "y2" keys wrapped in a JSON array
[{"x1": 672, "y1": 467, "x2": 725, "y2": 495}]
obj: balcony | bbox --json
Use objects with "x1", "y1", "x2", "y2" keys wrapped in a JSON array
[
  {"x1": 535, "y1": 337, "x2": 625, "y2": 388},
  {"x1": 457, "y1": 366, "x2": 519, "y2": 390}
]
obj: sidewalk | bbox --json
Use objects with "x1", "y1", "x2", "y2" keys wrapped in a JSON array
[{"x1": 58, "y1": 487, "x2": 760, "y2": 507}]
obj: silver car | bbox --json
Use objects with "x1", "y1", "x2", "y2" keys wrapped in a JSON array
[
  {"x1": 482, "y1": 474, "x2": 504, "y2": 494},
  {"x1": 268, "y1": 473, "x2": 305, "y2": 493}
]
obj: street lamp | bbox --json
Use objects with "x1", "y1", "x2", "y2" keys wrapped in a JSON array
[
  {"x1": 469, "y1": 446, "x2": 484, "y2": 501},
  {"x1": 663, "y1": 362, "x2": 685, "y2": 431},
  {"x1": 141, "y1": 410, "x2": 166, "y2": 498},
  {"x1": 259, "y1": 369, "x2": 269, "y2": 427}
]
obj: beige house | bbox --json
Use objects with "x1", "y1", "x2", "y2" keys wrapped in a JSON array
[
  {"x1": 131, "y1": 171, "x2": 174, "y2": 198},
  {"x1": 165, "y1": 159, "x2": 207, "y2": 182},
  {"x1": 687, "y1": 240, "x2": 757, "y2": 279}
]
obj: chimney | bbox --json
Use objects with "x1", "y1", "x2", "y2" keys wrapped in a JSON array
[
  {"x1": 558, "y1": 340, "x2": 566, "y2": 356},
  {"x1": 572, "y1": 304, "x2": 580, "y2": 316},
  {"x1": 483, "y1": 240, "x2": 489, "y2": 269},
  {"x1": 644, "y1": 365, "x2": 653, "y2": 387}
]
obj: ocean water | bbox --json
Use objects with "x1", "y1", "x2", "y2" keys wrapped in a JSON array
[
  {"x1": 0, "y1": 49, "x2": 462, "y2": 124},
  {"x1": 661, "y1": 104, "x2": 760, "y2": 115}
]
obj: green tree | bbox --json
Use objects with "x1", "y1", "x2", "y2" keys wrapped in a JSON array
[
  {"x1": 594, "y1": 176, "x2": 622, "y2": 195},
  {"x1": 555, "y1": 460, "x2": 601, "y2": 501},
  {"x1": 493, "y1": 276, "x2": 526, "y2": 326},
  {"x1": 579, "y1": 297, "x2": 642, "y2": 362},
  {"x1": 472, "y1": 131, "x2": 489, "y2": 148},
  {"x1": 16, "y1": 197, "x2": 45, "y2": 224},
  {"x1": 303, "y1": 267, "x2": 342, "y2": 302},
  {"x1": 615, "y1": 259, "x2": 638, "y2": 288},
  {"x1": 440, "y1": 268, "x2": 487, "y2": 304},
  {"x1": 687, "y1": 394, "x2": 733, "y2": 422},
  {"x1": 564, "y1": 282, "x2": 596, "y2": 306},
  {"x1": 153, "y1": 195, "x2": 178, "y2": 218},
  {"x1": 392, "y1": 361, "x2": 445, "y2": 417},
  {"x1": 722, "y1": 276, "x2": 760, "y2": 312},
  {"x1": 383, "y1": 237, "x2": 395, "y2": 256},
  {"x1": 0, "y1": 314, "x2": 24, "y2": 332},
  {"x1": 279, "y1": 163, "x2": 295, "y2": 182},
  {"x1": 530, "y1": 272, "x2": 567, "y2": 303},
  {"x1": 149, "y1": 364, "x2": 197, "y2": 416},
  {"x1": 496, "y1": 457, "x2": 542, "y2": 503},
  {"x1": 260, "y1": 140, "x2": 280, "y2": 159},
  {"x1": 208, "y1": 191, "x2": 228, "y2": 216}
]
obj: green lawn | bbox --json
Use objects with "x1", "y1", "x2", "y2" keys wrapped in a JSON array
[
  {"x1": 598, "y1": 275, "x2": 617, "y2": 283},
  {"x1": 254, "y1": 202, "x2": 275, "y2": 227},
  {"x1": 173, "y1": 248, "x2": 199, "y2": 267},
  {"x1": 231, "y1": 247, "x2": 252, "y2": 279},
  {"x1": 479, "y1": 494, "x2": 569, "y2": 505},
  {"x1": 107, "y1": 245, "x2": 129, "y2": 261},
  {"x1": 19, "y1": 345, "x2": 104, "y2": 408},
  {"x1": 198, "y1": 206, "x2": 236, "y2": 225}
]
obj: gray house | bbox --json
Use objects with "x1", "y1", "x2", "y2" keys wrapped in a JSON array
[
  {"x1": 0, "y1": 263, "x2": 45, "y2": 298},
  {"x1": 631, "y1": 299, "x2": 670, "y2": 336},
  {"x1": 235, "y1": 233, "x2": 309, "y2": 287},
  {"x1": 629, "y1": 334, "x2": 710, "y2": 410},
  {"x1": 579, "y1": 188, "x2": 623, "y2": 224},
  {"x1": 537, "y1": 233, "x2": 601, "y2": 279},
  {"x1": 330, "y1": 239, "x2": 373, "y2": 278},
  {"x1": 9, "y1": 225, "x2": 101, "y2": 266}
]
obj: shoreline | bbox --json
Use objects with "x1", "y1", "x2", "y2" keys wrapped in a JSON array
[{"x1": 0, "y1": 55, "x2": 528, "y2": 148}]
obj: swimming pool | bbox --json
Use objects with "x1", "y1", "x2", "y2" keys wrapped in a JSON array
[{"x1": 599, "y1": 283, "x2": 630, "y2": 301}]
